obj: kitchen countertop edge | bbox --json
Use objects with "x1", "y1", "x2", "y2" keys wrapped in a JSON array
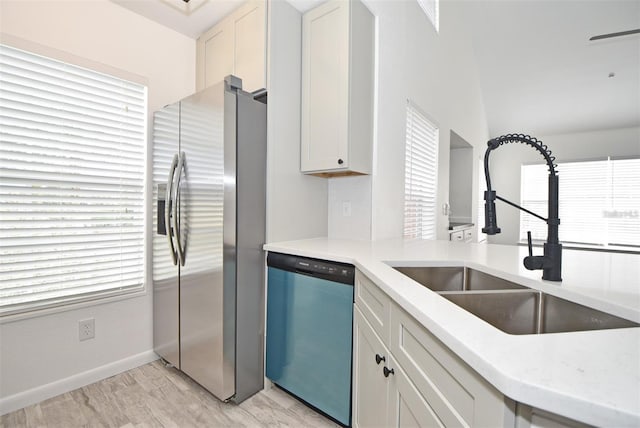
[{"x1": 263, "y1": 237, "x2": 640, "y2": 426}]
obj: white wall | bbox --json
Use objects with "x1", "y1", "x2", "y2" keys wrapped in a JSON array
[
  {"x1": 328, "y1": 0, "x2": 489, "y2": 241},
  {"x1": 266, "y1": 0, "x2": 328, "y2": 243},
  {"x1": 486, "y1": 126, "x2": 640, "y2": 245},
  {"x1": 328, "y1": 175, "x2": 371, "y2": 240},
  {"x1": 0, "y1": 0, "x2": 195, "y2": 413}
]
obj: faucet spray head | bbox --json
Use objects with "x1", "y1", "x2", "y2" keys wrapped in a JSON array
[{"x1": 482, "y1": 190, "x2": 501, "y2": 235}]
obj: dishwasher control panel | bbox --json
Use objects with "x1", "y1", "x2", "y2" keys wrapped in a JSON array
[{"x1": 267, "y1": 252, "x2": 355, "y2": 285}]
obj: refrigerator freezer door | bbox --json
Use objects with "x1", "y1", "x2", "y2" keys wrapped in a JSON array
[
  {"x1": 178, "y1": 82, "x2": 235, "y2": 401},
  {"x1": 152, "y1": 103, "x2": 180, "y2": 368}
]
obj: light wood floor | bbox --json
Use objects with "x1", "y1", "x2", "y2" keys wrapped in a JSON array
[{"x1": 1, "y1": 360, "x2": 341, "y2": 428}]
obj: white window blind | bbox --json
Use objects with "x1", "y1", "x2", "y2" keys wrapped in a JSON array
[
  {"x1": 404, "y1": 101, "x2": 439, "y2": 240},
  {"x1": 417, "y1": 0, "x2": 439, "y2": 32},
  {"x1": 0, "y1": 44, "x2": 147, "y2": 315},
  {"x1": 520, "y1": 158, "x2": 640, "y2": 248}
]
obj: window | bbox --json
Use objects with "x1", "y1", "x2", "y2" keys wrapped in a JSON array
[
  {"x1": 404, "y1": 100, "x2": 439, "y2": 240},
  {"x1": 0, "y1": 44, "x2": 147, "y2": 315},
  {"x1": 417, "y1": 0, "x2": 439, "y2": 32},
  {"x1": 520, "y1": 158, "x2": 640, "y2": 248}
]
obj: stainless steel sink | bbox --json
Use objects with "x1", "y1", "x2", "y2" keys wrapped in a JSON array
[
  {"x1": 392, "y1": 265, "x2": 639, "y2": 334},
  {"x1": 441, "y1": 290, "x2": 639, "y2": 334},
  {"x1": 393, "y1": 266, "x2": 526, "y2": 292}
]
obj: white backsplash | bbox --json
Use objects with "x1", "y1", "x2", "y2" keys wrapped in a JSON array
[{"x1": 328, "y1": 175, "x2": 372, "y2": 240}]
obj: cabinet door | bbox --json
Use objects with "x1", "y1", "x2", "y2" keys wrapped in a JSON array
[
  {"x1": 388, "y1": 355, "x2": 446, "y2": 428},
  {"x1": 196, "y1": 1, "x2": 266, "y2": 92},
  {"x1": 233, "y1": 0, "x2": 266, "y2": 92},
  {"x1": 198, "y1": 20, "x2": 234, "y2": 89},
  {"x1": 301, "y1": 0, "x2": 349, "y2": 172},
  {"x1": 353, "y1": 307, "x2": 391, "y2": 428},
  {"x1": 389, "y1": 305, "x2": 513, "y2": 427}
]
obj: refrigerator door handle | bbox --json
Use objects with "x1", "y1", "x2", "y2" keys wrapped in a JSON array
[
  {"x1": 166, "y1": 153, "x2": 179, "y2": 265},
  {"x1": 173, "y1": 151, "x2": 186, "y2": 266}
]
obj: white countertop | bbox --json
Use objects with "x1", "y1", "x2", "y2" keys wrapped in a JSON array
[{"x1": 263, "y1": 238, "x2": 640, "y2": 426}]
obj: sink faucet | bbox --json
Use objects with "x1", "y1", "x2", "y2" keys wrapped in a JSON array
[{"x1": 482, "y1": 134, "x2": 562, "y2": 281}]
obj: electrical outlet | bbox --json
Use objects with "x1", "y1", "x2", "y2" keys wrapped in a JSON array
[
  {"x1": 342, "y1": 201, "x2": 352, "y2": 217},
  {"x1": 78, "y1": 318, "x2": 95, "y2": 341}
]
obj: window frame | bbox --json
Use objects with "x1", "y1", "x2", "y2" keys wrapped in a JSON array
[{"x1": 0, "y1": 39, "x2": 149, "y2": 318}]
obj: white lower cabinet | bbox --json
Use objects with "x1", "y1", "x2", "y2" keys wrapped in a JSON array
[
  {"x1": 353, "y1": 270, "x2": 516, "y2": 428},
  {"x1": 353, "y1": 269, "x2": 594, "y2": 427},
  {"x1": 449, "y1": 227, "x2": 473, "y2": 243},
  {"x1": 354, "y1": 306, "x2": 440, "y2": 427},
  {"x1": 515, "y1": 404, "x2": 590, "y2": 428},
  {"x1": 389, "y1": 304, "x2": 514, "y2": 427},
  {"x1": 353, "y1": 306, "x2": 392, "y2": 427},
  {"x1": 390, "y1": 354, "x2": 446, "y2": 427}
]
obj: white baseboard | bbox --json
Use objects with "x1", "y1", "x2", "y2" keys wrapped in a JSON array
[{"x1": 0, "y1": 350, "x2": 158, "y2": 416}]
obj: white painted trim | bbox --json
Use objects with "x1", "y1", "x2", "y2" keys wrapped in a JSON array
[
  {"x1": 0, "y1": 288, "x2": 148, "y2": 324},
  {"x1": 0, "y1": 33, "x2": 148, "y2": 86},
  {"x1": 0, "y1": 350, "x2": 158, "y2": 416}
]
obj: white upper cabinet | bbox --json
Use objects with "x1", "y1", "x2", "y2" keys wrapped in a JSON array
[
  {"x1": 196, "y1": 0, "x2": 266, "y2": 93},
  {"x1": 301, "y1": 0, "x2": 374, "y2": 177},
  {"x1": 198, "y1": 20, "x2": 234, "y2": 89}
]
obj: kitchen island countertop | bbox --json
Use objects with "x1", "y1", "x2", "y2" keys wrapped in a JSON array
[{"x1": 263, "y1": 238, "x2": 640, "y2": 426}]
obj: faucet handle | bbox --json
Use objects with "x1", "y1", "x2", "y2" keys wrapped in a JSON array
[{"x1": 524, "y1": 231, "x2": 546, "y2": 270}]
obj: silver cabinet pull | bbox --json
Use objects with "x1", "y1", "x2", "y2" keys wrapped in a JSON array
[
  {"x1": 173, "y1": 151, "x2": 186, "y2": 266},
  {"x1": 166, "y1": 154, "x2": 179, "y2": 265}
]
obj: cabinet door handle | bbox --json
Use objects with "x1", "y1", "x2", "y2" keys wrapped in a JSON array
[
  {"x1": 337, "y1": 158, "x2": 344, "y2": 165},
  {"x1": 375, "y1": 354, "x2": 385, "y2": 365},
  {"x1": 383, "y1": 366, "x2": 395, "y2": 377}
]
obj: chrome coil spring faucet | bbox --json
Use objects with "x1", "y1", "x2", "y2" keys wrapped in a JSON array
[{"x1": 482, "y1": 134, "x2": 562, "y2": 281}]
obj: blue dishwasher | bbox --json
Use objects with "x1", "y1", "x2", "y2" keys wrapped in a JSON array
[{"x1": 266, "y1": 252, "x2": 354, "y2": 426}]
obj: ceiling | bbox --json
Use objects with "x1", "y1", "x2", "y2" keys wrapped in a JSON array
[
  {"x1": 462, "y1": 0, "x2": 640, "y2": 137},
  {"x1": 111, "y1": 0, "x2": 245, "y2": 39},
  {"x1": 110, "y1": 0, "x2": 323, "y2": 39},
  {"x1": 111, "y1": 0, "x2": 640, "y2": 138}
]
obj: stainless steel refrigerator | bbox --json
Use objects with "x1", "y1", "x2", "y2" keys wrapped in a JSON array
[{"x1": 152, "y1": 76, "x2": 266, "y2": 403}]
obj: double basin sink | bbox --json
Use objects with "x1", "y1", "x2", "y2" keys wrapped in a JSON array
[{"x1": 393, "y1": 266, "x2": 638, "y2": 335}]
